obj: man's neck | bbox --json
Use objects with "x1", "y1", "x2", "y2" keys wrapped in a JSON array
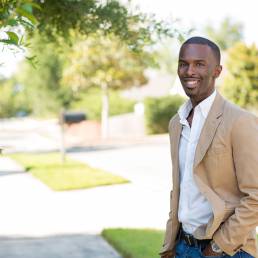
[{"x1": 190, "y1": 89, "x2": 216, "y2": 108}]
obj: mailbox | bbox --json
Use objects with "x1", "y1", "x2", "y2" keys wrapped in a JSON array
[{"x1": 61, "y1": 111, "x2": 87, "y2": 124}]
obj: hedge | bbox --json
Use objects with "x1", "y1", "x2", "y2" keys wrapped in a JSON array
[{"x1": 144, "y1": 94, "x2": 185, "y2": 134}]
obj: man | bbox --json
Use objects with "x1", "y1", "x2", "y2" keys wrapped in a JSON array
[{"x1": 160, "y1": 36, "x2": 258, "y2": 258}]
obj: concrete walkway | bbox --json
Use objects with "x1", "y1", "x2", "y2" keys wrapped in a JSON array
[
  {"x1": 0, "y1": 118, "x2": 173, "y2": 257},
  {"x1": 0, "y1": 157, "x2": 123, "y2": 258},
  {"x1": 0, "y1": 235, "x2": 121, "y2": 258},
  {"x1": 0, "y1": 139, "x2": 172, "y2": 258}
]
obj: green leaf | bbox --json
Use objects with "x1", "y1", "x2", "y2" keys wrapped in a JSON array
[
  {"x1": 26, "y1": 55, "x2": 37, "y2": 68},
  {"x1": 7, "y1": 18, "x2": 18, "y2": 26},
  {"x1": 21, "y1": 3, "x2": 33, "y2": 14},
  {"x1": 6, "y1": 31, "x2": 19, "y2": 45},
  {"x1": 16, "y1": 7, "x2": 37, "y2": 25},
  {"x1": 29, "y1": 3, "x2": 42, "y2": 10},
  {"x1": 18, "y1": 17, "x2": 35, "y2": 29},
  {"x1": 0, "y1": 39, "x2": 15, "y2": 45}
]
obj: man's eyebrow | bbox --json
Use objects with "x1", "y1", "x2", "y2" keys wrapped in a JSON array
[{"x1": 178, "y1": 59, "x2": 206, "y2": 62}]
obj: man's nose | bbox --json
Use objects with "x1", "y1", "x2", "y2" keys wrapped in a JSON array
[{"x1": 186, "y1": 64, "x2": 195, "y2": 76}]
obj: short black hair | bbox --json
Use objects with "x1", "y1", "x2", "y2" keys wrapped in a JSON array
[{"x1": 181, "y1": 36, "x2": 221, "y2": 64}]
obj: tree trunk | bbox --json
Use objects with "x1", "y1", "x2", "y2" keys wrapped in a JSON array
[{"x1": 101, "y1": 83, "x2": 109, "y2": 139}]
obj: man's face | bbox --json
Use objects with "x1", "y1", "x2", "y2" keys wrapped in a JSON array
[{"x1": 177, "y1": 44, "x2": 222, "y2": 104}]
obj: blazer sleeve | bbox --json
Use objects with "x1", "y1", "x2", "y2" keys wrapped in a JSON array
[
  {"x1": 159, "y1": 189, "x2": 176, "y2": 255},
  {"x1": 213, "y1": 113, "x2": 258, "y2": 256},
  {"x1": 159, "y1": 117, "x2": 178, "y2": 256}
]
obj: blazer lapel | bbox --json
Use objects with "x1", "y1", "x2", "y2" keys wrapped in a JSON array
[
  {"x1": 193, "y1": 93, "x2": 225, "y2": 169},
  {"x1": 170, "y1": 115, "x2": 182, "y2": 191}
]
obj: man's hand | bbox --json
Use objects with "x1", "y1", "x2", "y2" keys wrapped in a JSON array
[
  {"x1": 202, "y1": 242, "x2": 223, "y2": 257},
  {"x1": 160, "y1": 250, "x2": 174, "y2": 258}
]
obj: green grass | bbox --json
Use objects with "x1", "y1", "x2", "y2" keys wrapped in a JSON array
[
  {"x1": 102, "y1": 228, "x2": 164, "y2": 258},
  {"x1": 10, "y1": 153, "x2": 129, "y2": 191},
  {"x1": 103, "y1": 228, "x2": 258, "y2": 258}
]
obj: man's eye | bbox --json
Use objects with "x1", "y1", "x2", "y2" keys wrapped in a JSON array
[
  {"x1": 196, "y1": 63, "x2": 204, "y2": 67},
  {"x1": 179, "y1": 63, "x2": 187, "y2": 67}
]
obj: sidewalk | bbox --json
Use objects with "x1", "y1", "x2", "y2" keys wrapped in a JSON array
[
  {"x1": 0, "y1": 143, "x2": 171, "y2": 233},
  {"x1": 0, "y1": 157, "x2": 122, "y2": 258},
  {"x1": 0, "y1": 118, "x2": 171, "y2": 257},
  {"x1": 0, "y1": 234, "x2": 121, "y2": 258}
]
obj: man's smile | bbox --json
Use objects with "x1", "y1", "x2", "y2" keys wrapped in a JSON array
[{"x1": 183, "y1": 78, "x2": 201, "y2": 89}]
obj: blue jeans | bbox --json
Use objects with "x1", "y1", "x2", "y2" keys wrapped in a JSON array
[{"x1": 175, "y1": 240, "x2": 254, "y2": 258}]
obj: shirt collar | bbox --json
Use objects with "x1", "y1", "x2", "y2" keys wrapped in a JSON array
[
  {"x1": 178, "y1": 90, "x2": 217, "y2": 122},
  {"x1": 197, "y1": 89, "x2": 217, "y2": 118}
]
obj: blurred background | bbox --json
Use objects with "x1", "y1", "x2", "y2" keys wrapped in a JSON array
[{"x1": 0, "y1": 0, "x2": 257, "y2": 258}]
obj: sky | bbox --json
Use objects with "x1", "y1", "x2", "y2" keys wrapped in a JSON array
[
  {"x1": 0, "y1": 0, "x2": 257, "y2": 77},
  {"x1": 129, "y1": 0, "x2": 258, "y2": 45}
]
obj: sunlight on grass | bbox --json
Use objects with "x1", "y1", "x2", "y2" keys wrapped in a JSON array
[
  {"x1": 102, "y1": 228, "x2": 164, "y2": 258},
  {"x1": 10, "y1": 153, "x2": 129, "y2": 191}
]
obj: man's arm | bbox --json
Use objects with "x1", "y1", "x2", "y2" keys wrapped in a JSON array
[
  {"x1": 213, "y1": 113, "x2": 258, "y2": 256},
  {"x1": 160, "y1": 116, "x2": 179, "y2": 257},
  {"x1": 159, "y1": 190, "x2": 175, "y2": 257}
]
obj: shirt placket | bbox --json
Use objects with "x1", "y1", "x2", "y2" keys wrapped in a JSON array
[{"x1": 185, "y1": 110, "x2": 200, "y2": 230}]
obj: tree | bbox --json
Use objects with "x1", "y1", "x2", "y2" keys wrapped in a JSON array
[
  {"x1": 0, "y1": 77, "x2": 29, "y2": 118},
  {"x1": 221, "y1": 43, "x2": 258, "y2": 111},
  {"x1": 204, "y1": 17, "x2": 244, "y2": 50},
  {"x1": 16, "y1": 32, "x2": 71, "y2": 116},
  {"x1": 0, "y1": 0, "x2": 39, "y2": 47},
  {"x1": 62, "y1": 33, "x2": 149, "y2": 138},
  {"x1": 1, "y1": 0, "x2": 176, "y2": 53}
]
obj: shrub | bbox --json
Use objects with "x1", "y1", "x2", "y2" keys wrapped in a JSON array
[
  {"x1": 144, "y1": 94, "x2": 185, "y2": 134},
  {"x1": 0, "y1": 80, "x2": 31, "y2": 118},
  {"x1": 70, "y1": 88, "x2": 136, "y2": 120}
]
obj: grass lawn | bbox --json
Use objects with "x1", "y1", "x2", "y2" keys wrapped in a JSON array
[
  {"x1": 102, "y1": 228, "x2": 164, "y2": 258},
  {"x1": 103, "y1": 228, "x2": 258, "y2": 258},
  {"x1": 10, "y1": 153, "x2": 129, "y2": 191}
]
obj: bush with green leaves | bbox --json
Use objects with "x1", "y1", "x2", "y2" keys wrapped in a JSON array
[
  {"x1": 70, "y1": 88, "x2": 136, "y2": 120},
  {"x1": 144, "y1": 94, "x2": 185, "y2": 134},
  {"x1": 0, "y1": 79, "x2": 31, "y2": 118},
  {"x1": 221, "y1": 43, "x2": 258, "y2": 111}
]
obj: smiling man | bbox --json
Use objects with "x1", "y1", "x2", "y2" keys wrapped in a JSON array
[{"x1": 159, "y1": 37, "x2": 258, "y2": 258}]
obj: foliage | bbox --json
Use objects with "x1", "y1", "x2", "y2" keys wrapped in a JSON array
[
  {"x1": 102, "y1": 228, "x2": 164, "y2": 258},
  {"x1": 204, "y1": 17, "x2": 243, "y2": 50},
  {"x1": 14, "y1": 32, "x2": 142, "y2": 118},
  {"x1": 154, "y1": 38, "x2": 179, "y2": 76},
  {"x1": 0, "y1": 0, "x2": 39, "y2": 47},
  {"x1": 144, "y1": 94, "x2": 185, "y2": 134},
  {"x1": 1, "y1": 0, "x2": 177, "y2": 53},
  {"x1": 62, "y1": 32, "x2": 149, "y2": 93},
  {"x1": 70, "y1": 88, "x2": 136, "y2": 120},
  {"x1": 221, "y1": 43, "x2": 258, "y2": 111},
  {"x1": 16, "y1": 32, "x2": 72, "y2": 117},
  {"x1": 0, "y1": 78, "x2": 30, "y2": 118},
  {"x1": 61, "y1": 32, "x2": 149, "y2": 137},
  {"x1": 32, "y1": 0, "x2": 176, "y2": 52},
  {"x1": 10, "y1": 153, "x2": 129, "y2": 191}
]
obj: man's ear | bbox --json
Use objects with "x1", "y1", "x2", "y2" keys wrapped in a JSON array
[{"x1": 214, "y1": 65, "x2": 222, "y2": 78}]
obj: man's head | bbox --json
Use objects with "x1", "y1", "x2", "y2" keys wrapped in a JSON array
[{"x1": 177, "y1": 36, "x2": 222, "y2": 106}]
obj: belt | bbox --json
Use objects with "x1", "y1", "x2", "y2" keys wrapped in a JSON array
[{"x1": 178, "y1": 229, "x2": 211, "y2": 248}]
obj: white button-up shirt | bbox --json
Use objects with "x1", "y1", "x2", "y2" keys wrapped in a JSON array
[{"x1": 178, "y1": 90, "x2": 217, "y2": 235}]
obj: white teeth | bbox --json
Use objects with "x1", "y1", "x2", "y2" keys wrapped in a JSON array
[{"x1": 187, "y1": 81, "x2": 198, "y2": 85}]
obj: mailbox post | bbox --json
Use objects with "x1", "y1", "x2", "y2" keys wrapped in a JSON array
[{"x1": 59, "y1": 111, "x2": 86, "y2": 163}]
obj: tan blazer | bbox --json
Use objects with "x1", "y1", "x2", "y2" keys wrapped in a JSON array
[{"x1": 160, "y1": 93, "x2": 258, "y2": 257}]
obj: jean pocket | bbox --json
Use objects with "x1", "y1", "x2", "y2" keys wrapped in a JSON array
[{"x1": 239, "y1": 250, "x2": 254, "y2": 258}]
